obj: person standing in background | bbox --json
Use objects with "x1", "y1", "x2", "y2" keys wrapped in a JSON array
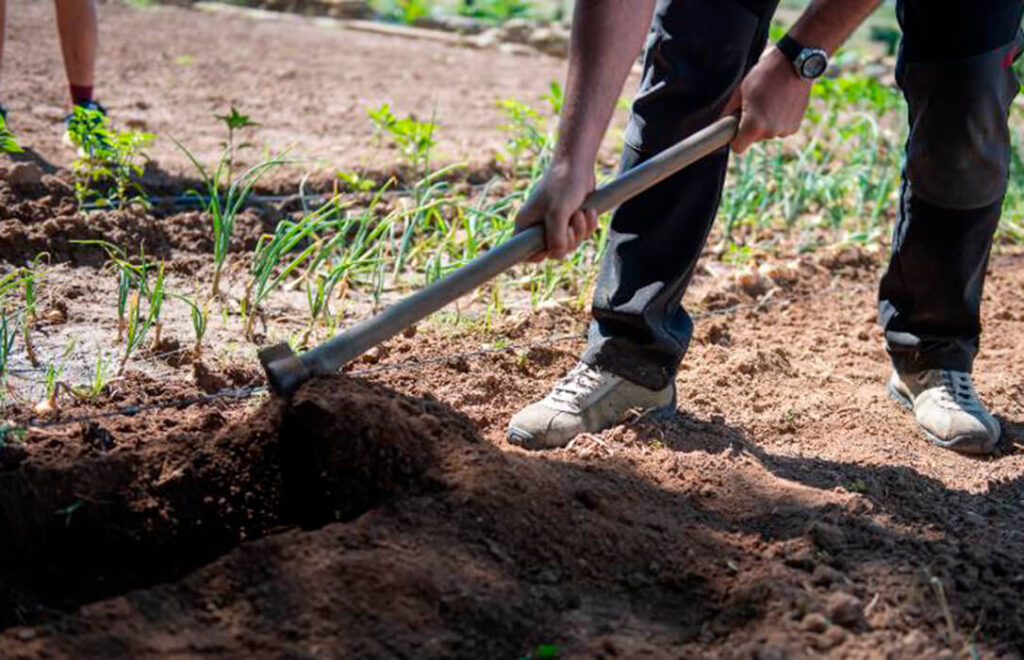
[{"x1": 0, "y1": 0, "x2": 104, "y2": 132}]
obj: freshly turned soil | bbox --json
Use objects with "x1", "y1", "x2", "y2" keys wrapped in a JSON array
[
  {"x1": 0, "y1": 0, "x2": 1022, "y2": 656},
  {"x1": 1, "y1": 253, "x2": 1023, "y2": 657}
]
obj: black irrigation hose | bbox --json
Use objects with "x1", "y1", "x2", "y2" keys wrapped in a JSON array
[{"x1": 80, "y1": 192, "x2": 338, "y2": 212}]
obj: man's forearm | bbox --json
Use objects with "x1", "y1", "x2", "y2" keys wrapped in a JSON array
[
  {"x1": 554, "y1": 0, "x2": 655, "y2": 168},
  {"x1": 788, "y1": 0, "x2": 881, "y2": 55}
]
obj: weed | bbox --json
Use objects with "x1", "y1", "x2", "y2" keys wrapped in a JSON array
[
  {"x1": 0, "y1": 423, "x2": 26, "y2": 447},
  {"x1": 497, "y1": 97, "x2": 547, "y2": 173},
  {"x1": 520, "y1": 643, "x2": 562, "y2": 660},
  {"x1": 369, "y1": 0, "x2": 431, "y2": 24},
  {"x1": 67, "y1": 106, "x2": 154, "y2": 210},
  {"x1": 0, "y1": 113, "x2": 23, "y2": 154},
  {"x1": 459, "y1": 0, "x2": 535, "y2": 23},
  {"x1": 368, "y1": 103, "x2": 437, "y2": 174},
  {"x1": 337, "y1": 169, "x2": 377, "y2": 193}
]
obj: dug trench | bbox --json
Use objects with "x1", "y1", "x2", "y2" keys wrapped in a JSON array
[{"x1": 2, "y1": 353, "x2": 1024, "y2": 656}]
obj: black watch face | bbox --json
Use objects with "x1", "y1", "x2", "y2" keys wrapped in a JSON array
[{"x1": 801, "y1": 52, "x2": 828, "y2": 79}]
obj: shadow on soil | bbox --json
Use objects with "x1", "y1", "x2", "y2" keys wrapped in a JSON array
[{"x1": 1, "y1": 379, "x2": 1022, "y2": 656}]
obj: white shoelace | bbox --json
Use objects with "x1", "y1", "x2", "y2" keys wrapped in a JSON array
[{"x1": 548, "y1": 363, "x2": 609, "y2": 410}]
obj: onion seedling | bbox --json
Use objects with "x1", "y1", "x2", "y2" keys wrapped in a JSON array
[{"x1": 172, "y1": 108, "x2": 288, "y2": 297}]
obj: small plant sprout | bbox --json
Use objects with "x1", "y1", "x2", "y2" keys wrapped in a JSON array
[
  {"x1": 214, "y1": 106, "x2": 260, "y2": 188},
  {"x1": 0, "y1": 311, "x2": 18, "y2": 384},
  {"x1": 34, "y1": 342, "x2": 74, "y2": 417},
  {"x1": 172, "y1": 108, "x2": 288, "y2": 297},
  {"x1": 171, "y1": 293, "x2": 210, "y2": 356},
  {"x1": 119, "y1": 260, "x2": 165, "y2": 374},
  {"x1": 368, "y1": 0, "x2": 431, "y2": 24},
  {"x1": 368, "y1": 103, "x2": 438, "y2": 174},
  {"x1": 0, "y1": 113, "x2": 23, "y2": 154},
  {"x1": 19, "y1": 255, "x2": 49, "y2": 368},
  {"x1": 336, "y1": 169, "x2": 376, "y2": 193},
  {"x1": 67, "y1": 105, "x2": 154, "y2": 210},
  {"x1": 242, "y1": 202, "x2": 341, "y2": 339},
  {"x1": 71, "y1": 352, "x2": 111, "y2": 400},
  {"x1": 70, "y1": 240, "x2": 166, "y2": 374}
]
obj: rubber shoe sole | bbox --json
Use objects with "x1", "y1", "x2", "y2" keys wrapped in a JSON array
[
  {"x1": 888, "y1": 383, "x2": 1000, "y2": 455},
  {"x1": 507, "y1": 394, "x2": 678, "y2": 450}
]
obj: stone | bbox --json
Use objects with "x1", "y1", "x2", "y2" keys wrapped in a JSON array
[
  {"x1": 527, "y1": 26, "x2": 568, "y2": 58},
  {"x1": 499, "y1": 17, "x2": 534, "y2": 43},
  {"x1": 801, "y1": 612, "x2": 829, "y2": 633},
  {"x1": 825, "y1": 591, "x2": 863, "y2": 626}
]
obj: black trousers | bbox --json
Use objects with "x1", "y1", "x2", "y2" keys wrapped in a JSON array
[{"x1": 583, "y1": 0, "x2": 1023, "y2": 390}]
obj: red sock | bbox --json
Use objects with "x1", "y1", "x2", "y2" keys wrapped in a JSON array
[{"x1": 69, "y1": 84, "x2": 93, "y2": 106}]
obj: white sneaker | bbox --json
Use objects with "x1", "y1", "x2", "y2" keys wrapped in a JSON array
[
  {"x1": 507, "y1": 361, "x2": 675, "y2": 450},
  {"x1": 889, "y1": 369, "x2": 1001, "y2": 454}
]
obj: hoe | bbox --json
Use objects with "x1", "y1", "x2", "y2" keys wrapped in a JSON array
[{"x1": 259, "y1": 116, "x2": 738, "y2": 396}]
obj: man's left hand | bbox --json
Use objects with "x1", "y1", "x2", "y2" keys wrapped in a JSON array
[{"x1": 726, "y1": 46, "x2": 814, "y2": 154}]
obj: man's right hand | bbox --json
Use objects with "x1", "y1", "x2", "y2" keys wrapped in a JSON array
[{"x1": 514, "y1": 160, "x2": 598, "y2": 262}]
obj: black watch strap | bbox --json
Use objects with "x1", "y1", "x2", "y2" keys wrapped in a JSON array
[{"x1": 776, "y1": 34, "x2": 804, "y2": 63}]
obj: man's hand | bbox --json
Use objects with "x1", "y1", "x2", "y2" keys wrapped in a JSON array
[
  {"x1": 727, "y1": 47, "x2": 814, "y2": 154},
  {"x1": 514, "y1": 160, "x2": 598, "y2": 262}
]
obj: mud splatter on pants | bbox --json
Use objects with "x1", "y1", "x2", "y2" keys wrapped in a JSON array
[{"x1": 582, "y1": 0, "x2": 1023, "y2": 390}]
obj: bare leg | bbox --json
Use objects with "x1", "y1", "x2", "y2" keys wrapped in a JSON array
[
  {"x1": 0, "y1": 0, "x2": 7, "y2": 104},
  {"x1": 55, "y1": 0, "x2": 97, "y2": 102}
]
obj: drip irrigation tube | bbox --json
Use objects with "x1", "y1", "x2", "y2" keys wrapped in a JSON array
[{"x1": 80, "y1": 192, "x2": 338, "y2": 212}]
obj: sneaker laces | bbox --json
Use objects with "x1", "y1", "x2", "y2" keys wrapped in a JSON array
[
  {"x1": 548, "y1": 363, "x2": 610, "y2": 409},
  {"x1": 922, "y1": 370, "x2": 982, "y2": 412}
]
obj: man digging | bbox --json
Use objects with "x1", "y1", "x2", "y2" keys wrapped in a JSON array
[{"x1": 508, "y1": 0, "x2": 1021, "y2": 454}]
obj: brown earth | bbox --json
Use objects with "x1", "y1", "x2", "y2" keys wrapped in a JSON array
[
  {"x1": 0, "y1": 1, "x2": 1023, "y2": 658},
  {"x1": 0, "y1": 247, "x2": 1022, "y2": 657},
  {"x1": 1, "y1": 0, "x2": 588, "y2": 184}
]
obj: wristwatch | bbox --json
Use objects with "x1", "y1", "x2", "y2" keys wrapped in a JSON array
[{"x1": 777, "y1": 35, "x2": 829, "y2": 81}]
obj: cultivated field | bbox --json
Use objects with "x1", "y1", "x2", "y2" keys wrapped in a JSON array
[{"x1": 0, "y1": 1, "x2": 1022, "y2": 657}]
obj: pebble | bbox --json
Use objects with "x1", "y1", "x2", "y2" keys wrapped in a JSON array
[
  {"x1": 825, "y1": 591, "x2": 864, "y2": 626},
  {"x1": 811, "y1": 564, "x2": 844, "y2": 587},
  {"x1": 801, "y1": 612, "x2": 829, "y2": 633}
]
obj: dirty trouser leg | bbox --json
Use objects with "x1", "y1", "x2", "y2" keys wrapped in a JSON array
[
  {"x1": 879, "y1": 0, "x2": 1023, "y2": 373},
  {"x1": 582, "y1": 0, "x2": 779, "y2": 391}
]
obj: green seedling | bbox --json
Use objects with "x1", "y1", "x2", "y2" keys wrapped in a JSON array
[
  {"x1": 55, "y1": 500, "x2": 84, "y2": 528},
  {"x1": 0, "y1": 113, "x2": 23, "y2": 154},
  {"x1": 67, "y1": 105, "x2": 154, "y2": 210},
  {"x1": 337, "y1": 169, "x2": 377, "y2": 193},
  {"x1": 214, "y1": 106, "x2": 260, "y2": 188},
  {"x1": 120, "y1": 260, "x2": 165, "y2": 374},
  {"x1": 171, "y1": 293, "x2": 210, "y2": 356},
  {"x1": 0, "y1": 311, "x2": 18, "y2": 382},
  {"x1": 70, "y1": 240, "x2": 166, "y2": 374},
  {"x1": 0, "y1": 423, "x2": 26, "y2": 447},
  {"x1": 71, "y1": 352, "x2": 110, "y2": 400},
  {"x1": 459, "y1": 0, "x2": 534, "y2": 22},
  {"x1": 172, "y1": 108, "x2": 287, "y2": 297},
  {"x1": 368, "y1": 103, "x2": 437, "y2": 174},
  {"x1": 497, "y1": 97, "x2": 548, "y2": 174},
  {"x1": 243, "y1": 202, "x2": 343, "y2": 339},
  {"x1": 368, "y1": 0, "x2": 431, "y2": 24}
]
